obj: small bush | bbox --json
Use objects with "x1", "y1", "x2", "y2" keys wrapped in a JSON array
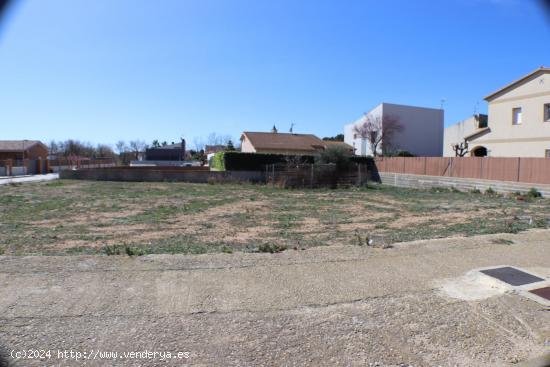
[
  {"x1": 485, "y1": 187, "x2": 496, "y2": 195},
  {"x1": 102, "y1": 245, "x2": 123, "y2": 255},
  {"x1": 317, "y1": 145, "x2": 352, "y2": 169},
  {"x1": 221, "y1": 152, "x2": 314, "y2": 171},
  {"x1": 470, "y1": 188, "x2": 481, "y2": 194},
  {"x1": 102, "y1": 245, "x2": 144, "y2": 256},
  {"x1": 210, "y1": 152, "x2": 225, "y2": 171},
  {"x1": 258, "y1": 243, "x2": 287, "y2": 253},
  {"x1": 221, "y1": 245, "x2": 233, "y2": 254},
  {"x1": 527, "y1": 188, "x2": 542, "y2": 199},
  {"x1": 125, "y1": 246, "x2": 144, "y2": 256}
]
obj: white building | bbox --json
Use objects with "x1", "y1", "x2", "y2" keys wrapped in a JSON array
[{"x1": 344, "y1": 103, "x2": 444, "y2": 156}]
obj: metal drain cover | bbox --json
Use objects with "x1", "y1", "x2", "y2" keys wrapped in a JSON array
[
  {"x1": 529, "y1": 287, "x2": 550, "y2": 301},
  {"x1": 480, "y1": 267, "x2": 544, "y2": 286}
]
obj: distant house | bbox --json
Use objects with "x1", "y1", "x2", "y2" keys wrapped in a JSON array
[
  {"x1": 240, "y1": 127, "x2": 326, "y2": 155},
  {"x1": 323, "y1": 140, "x2": 354, "y2": 154},
  {"x1": 0, "y1": 140, "x2": 48, "y2": 161},
  {"x1": 445, "y1": 67, "x2": 550, "y2": 157},
  {"x1": 145, "y1": 140, "x2": 187, "y2": 161},
  {"x1": 344, "y1": 103, "x2": 444, "y2": 157},
  {"x1": 205, "y1": 145, "x2": 227, "y2": 154}
]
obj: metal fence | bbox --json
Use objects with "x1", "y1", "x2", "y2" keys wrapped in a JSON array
[
  {"x1": 264, "y1": 163, "x2": 370, "y2": 188},
  {"x1": 374, "y1": 157, "x2": 550, "y2": 185}
]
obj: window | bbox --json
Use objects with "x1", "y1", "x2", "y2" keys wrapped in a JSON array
[
  {"x1": 546, "y1": 149, "x2": 550, "y2": 158},
  {"x1": 544, "y1": 103, "x2": 550, "y2": 122},
  {"x1": 512, "y1": 107, "x2": 522, "y2": 125}
]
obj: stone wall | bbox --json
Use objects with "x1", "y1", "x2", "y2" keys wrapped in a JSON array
[{"x1": 378, "y1": 172, "x2": 550, "y2": 197}]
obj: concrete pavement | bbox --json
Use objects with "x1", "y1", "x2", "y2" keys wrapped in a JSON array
[
  {"x1": 1, "y1": 230, "x2": 550, "y2": 366},
  {"x1": 0, "y1": 173, "x2": 59, "y2": 186}
]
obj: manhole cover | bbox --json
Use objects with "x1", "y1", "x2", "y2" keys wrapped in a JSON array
[
  {"x1": 529, "y1": 287, "x2": 550, "y2": 301},
  {"x1": 480, "y1": 267, "x2": 544, "y2": 286}
]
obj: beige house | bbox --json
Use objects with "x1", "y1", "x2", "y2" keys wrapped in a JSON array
[
  {"x1": 445, "y1": 67, "x2": 550, "y2": 157},
  {"x1": 240, "y1": 127, "x2": 342, "y2": 155}
]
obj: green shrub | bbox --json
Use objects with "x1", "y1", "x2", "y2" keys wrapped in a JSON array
[
  {"x1": 527, "y1": 188, "x2": 542, "y2": 199},
  {"x1": 102, "y1": 245, "x2": 122, "y2": 255},
  {"x1": 317, "y1": 145, "x2": 352, "y2": 169},
  {"x1": 258, "y1": 243, "x2": 287, "y2": 253},
  {"x1": 221, "y1": 245, "x2": 233, "y2": 253},
  {"x1": 485, "y1": 187, "x2": 496, "y2": 195},
  {"x1": 221, "y1": 152, "x2": 314, "y2": 171},
  {"x1": 125, "y1": 246, "x2": 144, "y2": 256},
  {"x1": 210, "y1": 152, "x2": 226, "y2": 171}
]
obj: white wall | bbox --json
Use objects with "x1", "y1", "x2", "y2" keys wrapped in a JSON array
[
  {"x1": 443, "y1": 116, "x2": 478, "y2": 157},
  {"x1": 344, "y1": 103, "x2": 444, "y2": 157},
  {"x1": 344, "y1": 104, "x2": 383, "y2": 156}
]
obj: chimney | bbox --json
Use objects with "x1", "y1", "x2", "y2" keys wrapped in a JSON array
[{"x1": 271, "y1": 125, "x2": 278, "y2": 133}]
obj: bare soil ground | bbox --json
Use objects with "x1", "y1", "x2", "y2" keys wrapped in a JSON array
[{"x1": 0, "y1": 180, "x2": 549, "y2": 256}]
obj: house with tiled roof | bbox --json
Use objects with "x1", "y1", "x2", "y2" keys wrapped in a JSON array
[
  {"x1": 240, "y1": 126, "x2": 327, "y2": 155},
  {"x1": 0, "y1": 140, "x2": 48, "y2": 161}
]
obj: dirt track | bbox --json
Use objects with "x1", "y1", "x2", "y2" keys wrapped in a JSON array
[{"x1": 2, "y1": 230, "x2": 550, "y2": 366}]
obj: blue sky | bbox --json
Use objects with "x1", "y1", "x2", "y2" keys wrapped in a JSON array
[{"x1": 0, "y1": 0, "x2": 549, "y2": 147}]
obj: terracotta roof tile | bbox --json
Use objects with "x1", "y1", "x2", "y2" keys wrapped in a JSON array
[{"x1": 241, "y1": 132, "x2": 325, "y2": 152}]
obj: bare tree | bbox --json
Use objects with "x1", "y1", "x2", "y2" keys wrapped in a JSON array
[
  {"x1": 452, "y1": 141, "x2": 469, "y2": 157},
  {"x1": 95, "y1": 144, "x2": 116, "y2": 158},
  {"x1": 193, "y1": 137, "x2": 206, "y2": 152},
  {"x1": 115, "y1": 140, "x2": 128, "y2": 154},
  {"x1": 206, "y1": 133, "x2": 232, "y2": 146},
  {"x1": 352, "y1": 114, "x2": 403, "y2": 156},
  {"x1": 48, "y1": 140, "x2": 59, "y2": 155},
  {"x1": 129, "y1": 140, "x2": 147, "y2": 159}
]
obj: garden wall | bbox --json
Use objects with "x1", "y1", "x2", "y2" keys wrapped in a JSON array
[
  {"x1": 378, "y1": 172, "x2": 550, "y2": 197},
  {"x1": 60, "y1": 167, "x2": 264, "y2": 183}
]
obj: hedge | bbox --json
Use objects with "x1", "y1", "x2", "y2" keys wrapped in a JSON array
[{"x1": 211, "y1": 152, "x2": 315, "y2": 171}]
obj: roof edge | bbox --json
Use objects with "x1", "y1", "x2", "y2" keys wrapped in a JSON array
[{"x1": 484, "y1": 67, "x2": 550, "y2": 102}]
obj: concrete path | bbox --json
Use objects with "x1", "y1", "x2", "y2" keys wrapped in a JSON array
[
  {"x1": 0, "y1": 173, "x2": 59, "y2": 186},
  {"x1": 1, "y1": 230, "x2": 550, "y2": 366}
]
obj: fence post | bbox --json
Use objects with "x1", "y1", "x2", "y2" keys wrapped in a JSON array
[
  {"x1": 7, "y1": 159, "x2": 12, "y2": 176},
  {"x1": 357, "y1": 163, "x2": 361, "y2": 186},
  {"x1": 424, "y1": 157, "x2": 427, "y2": 175},
  {"x1": 517, "y1": 157, "x2": 521, "y2": 182},
  {"x1": 310, "y1": 164, "x2": 314, "y2": 188},
  {"x1": 402, "y1": 157, "x2": 406, "y2": 174},
  {"x1": 480, "y1": 158, "x2": 484, "y2": 179},
  {"x1": 449, "y1": 158, "x2": 453, "y2": 177}
]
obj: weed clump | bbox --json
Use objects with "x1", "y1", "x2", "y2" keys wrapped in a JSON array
[
  {"x1": 102, "y1": 245, "x2": 144, "y2": 256},
  {"x1": 258, "y1": 243, "x2": 287, "y2": 253}
]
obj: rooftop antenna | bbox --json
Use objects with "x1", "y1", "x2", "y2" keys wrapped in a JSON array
[
  {"x1": 289, "y1": 123, "x2": 295, "y2": 133},
  {"x1": 440, "y1": 98, "x2": 446, "y2": 110},
  {"x1": 473, "y1": 101, "x2": 480, "y2": 116}
]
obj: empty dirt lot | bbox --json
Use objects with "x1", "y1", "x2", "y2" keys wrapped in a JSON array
[
  {"x1": 1, "y1": 180, "x2": 549, "y2": 255},
  {"x1": 1, "y1": 230, "x2": 550, "y2": 366},
  {"x1": 1, "y1": 180, "x2": 550, "y2": 366}
]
